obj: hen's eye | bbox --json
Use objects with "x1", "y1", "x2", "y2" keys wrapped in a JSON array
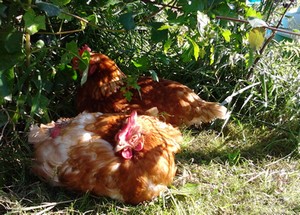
[{"x1": 130, "y1": 134, "x2": 140, "y2": 143}]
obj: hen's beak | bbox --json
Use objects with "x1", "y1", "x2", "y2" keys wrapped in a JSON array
[{"x1": 114, "y1": 140, "x2": 129, "y2": 153}]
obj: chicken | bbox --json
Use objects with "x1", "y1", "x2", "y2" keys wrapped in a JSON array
[
  {"x1": 28, "y1": 111, "x2": 182, "y2": 205},
  {"x1": 73, "y1": 45, "x2": 227, "y2": 127}
]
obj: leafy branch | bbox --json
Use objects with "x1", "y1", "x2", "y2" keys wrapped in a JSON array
[
  {"x1": 216, "y1": 1, "x2": 298, "y2": 78},
  {"x1": 215, "y1": 16, "x2": 300, "y2": 37}
]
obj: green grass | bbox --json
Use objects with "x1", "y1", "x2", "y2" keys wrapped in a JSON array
[{"x1": 1, "y1": 120, "x2": 299, "y2": 214}]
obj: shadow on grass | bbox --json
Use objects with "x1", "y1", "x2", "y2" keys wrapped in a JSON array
[{"x1": 177, "y1": 120, "x2": 299, "y2": 165}]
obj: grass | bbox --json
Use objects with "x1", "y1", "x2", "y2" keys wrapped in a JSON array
[{"x1": 0, "y1": 120, "x2": 299, "y2": 214}]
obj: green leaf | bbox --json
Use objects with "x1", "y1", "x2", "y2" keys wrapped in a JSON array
[
  {"x1": 0, "y1": 68, "x2": 14, "y2": 102},
  {"x1": 23, "y1": 9, "x2": 46, "y2": 35},
  {"x1": 66, "y1": 41, "x2": 78, "y2": 55},
  {"x1": 104, "y1": 0, "x2": 121, "y2": 7},
  {"x1": 163, "y1": 38, "x2": 172, "y2": 54},
  {"x1": 50, "y1": 0, "x2": 71, "y2": 6},
  {"x1": 126, "y1": 76, "x2": 140, "y2": 91},
  {"x1": 149, "y1": 70, "x2": 159, "y2": 82},
  {"x1": 3, "y1": 30, "x2": 22, "y2": 53},
  {"x1": 30, "y1": 94, "x2": 49, "y2": 116},
  {"x1": 157, "y1": 25, "x2": 171, "y2": 31},
  {"x1": 54, "y1": 65, "x2": 78, "y2": 87},
  {"x1": 80, "y1": 66, "x2": 89, "y2": 86},
  {"x1": 186, "y1": 36, "x2": 200, "y2": 61},
  {"x1": 245, "y1": 7, "x2": 262, "y2": 19},
  {"x1": 209, "y1": 46, "x2": 214, "y2": 65},
  {"x1": 0, "y1": 52, "x2": 24, "y2": 71},
  {"x1": 0, "y1": 4, "x2": 7, "y2": 18},
  {"x1": 132, "y1": 60, "x2": 142, "y2": 68},
  {"x1": 245, "y1": 51, "x2": 254, "y2": 69},
  {"x1": 36, "y1": 1, "x2": 61, "y2": 17},
  {"x1": 228, "y1": 150, "x2": 240, "y2": 165},
  {"x1": 222, "y1": 29, "x2": 232, "y2": 42},
  {"x1": 182, "y1": 47, "x2": 193, "y2": 62},
  {"x1": 150, "y1": 22, "x2": 168, "y2": 43},
  {"x1": 86, "y1": 14, "x2": 98, "y2": 25},
  {"x1": 119, "y1": 12, "x2": 135, "y2": 30},
  {"x1": 80, "y1": 51, "x2": 91, "y2": 85},
  {"x1": 182, "y1": 0, "x2": 205, "y2": 13},
  {"x1": 249, "y1": 27, "x2": 265, "y2": 50},
  {"x1": 58, "y1": 10, "x2": 72, "y2": 21},
  {"x1": 131, "y1": 56, "x2": 149, "y2": 71},
  {"x1": 61, "y1": 41, "x2": 78, "y2": 64},
  {"x1": 122, "y1": 89, "x2": 133, "y2": 102},
  {"x1": 199, "y1": 47, "x2": 206, "y2": 59}
]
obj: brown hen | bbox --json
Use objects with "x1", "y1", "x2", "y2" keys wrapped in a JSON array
[
  {"x1": 29, "y1": 111, "x2": 182, "y2": 204},
  {"x1": 74, "y1": 45, "x2": 227, "y2": 126}
]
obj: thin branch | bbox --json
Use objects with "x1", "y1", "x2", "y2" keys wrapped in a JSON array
[
  {"x1": 215, "y1": 15, "x2": 300, "y2": 37},
  {"x1": 37, "y1": 29, "x2": 84, "y2": 35},
  {"x1": 0, "y1": 107, "x2": 11, "y2": 143},
  {"x1": 142, "y1": 0, "x2": 176, "y2": 22},
  {"x1": 141, "y1": 0, "x2": 181, "y2": 10},
  {"x1": 249, "y1": 1, "x2": 294, "y2": 78},
  {"x1": 258, "y1": 1, "x2": 294, "y2": 55},
  {"x1": 60, "y1": 11, "x2": 126, "y2": 33}
]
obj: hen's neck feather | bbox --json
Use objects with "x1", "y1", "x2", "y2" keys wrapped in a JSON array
[{"x1": 86, "y1": 53, "x2": 126, "y2": 99}]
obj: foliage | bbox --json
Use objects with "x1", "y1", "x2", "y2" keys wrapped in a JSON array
[
  {"x1": 0, "y1": 0, "x2": 298, "y2": 124},
  {"x1": 0, "y1": 0, "x2": 299, "y2": 213}
]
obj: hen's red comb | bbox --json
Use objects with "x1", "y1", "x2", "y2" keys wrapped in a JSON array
[
  {"x1": 72, "y1": 44, "x2": 92, "y2": 70},
  {"x1": 79, "y1": 44, "x2": 92, "y2": 56}
]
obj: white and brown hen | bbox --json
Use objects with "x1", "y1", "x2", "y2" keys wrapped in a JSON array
[{"x1": 29, "y1": 111, "x2": 182, "y2": 204}]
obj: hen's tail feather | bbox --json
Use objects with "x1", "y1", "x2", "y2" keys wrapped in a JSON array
[
  {"x1": 203, "y1": 101, "x2": 227, "y2": 120},
  {"x1": 188, "y1": 101, "x2": 227, "y2": 126}
]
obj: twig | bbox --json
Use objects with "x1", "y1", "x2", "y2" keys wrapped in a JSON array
[
  {"x1": 265, "y1": 151, "x2": 294, "y2": 167},
  {"x1": 251, "y1": 1, "x2": 295, "y2": 71},
  {"x1": 37, "y1": 29, "x2": 84, "y2": 35},
  {"x1": 61, "y1": 11, "x2": 126, "y2": 33},
  {"x1": 141, "y1": 0, "x2": 181, "y2": 10},
  {"x1": 9, "y1": 200, "x2": 73, "y2": 213},
  {"x1": 0, "y1": 107, "x2": 11, "y2": 143},
  {"x1": 142, "y1": 0, "x2": 175, "y2": 22},
  {"x1": 215, "y1": 15, "x2": 300, "y2": 37},
  {"x1": 221, "y1": 82, "x2": 260, "y2": 106}
]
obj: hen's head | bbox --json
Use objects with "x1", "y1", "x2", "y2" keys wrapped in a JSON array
[
  {"x1": 72, "y1": 44, "x2": 90, "y2": 70},
  {"x1": 72, "y1": 44, "x2": 98, "y2": 76},
  {"x1": 115, "y1": 111, "x2": 144, "y2": 160}
]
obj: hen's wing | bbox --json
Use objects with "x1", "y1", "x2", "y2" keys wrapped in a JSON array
[{"x1": 77, "y1": 75, "x2": 227, "y2": 126}]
